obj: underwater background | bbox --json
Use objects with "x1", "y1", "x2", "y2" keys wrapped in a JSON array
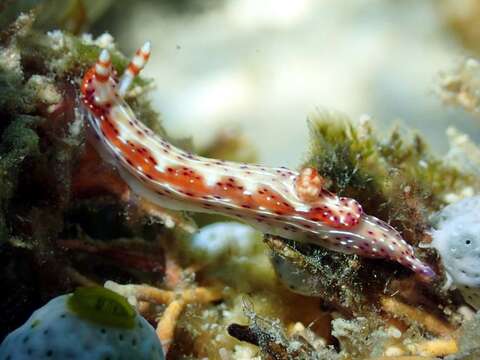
[{"x1": 1, "y1": 1, "x2": 480, "y2": 359}]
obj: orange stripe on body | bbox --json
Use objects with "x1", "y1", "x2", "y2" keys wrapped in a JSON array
[{"x1": 99, "y1": 119, "x2": 298, "y2": 215}]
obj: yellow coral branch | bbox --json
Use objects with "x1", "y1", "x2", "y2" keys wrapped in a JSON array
[
  {"x1": 407, "y1": 338, "x2": 458, "y2": 357},
  {"x1": 380, "y1": 297, "x2": 454, "y2": 336},
  {"x1": 133, "y1": 285, "x2": 176, "y2": 304},
  {"x1": 105, "y1": 280, "x2": 223, "y2": 355},
  {"x1": 156, "y1": 298, "x2": 186, "y2": 353},
  {"x1": 181, "y1": 287, "x2": 223, "y2": 303},
  {"x1": 131, "y1": 284, "x2": 223, "y2": 305}
]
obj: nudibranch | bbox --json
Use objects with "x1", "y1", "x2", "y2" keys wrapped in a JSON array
[{"x1": 80, "y1": 42, "x2": 435, "y2": 279}]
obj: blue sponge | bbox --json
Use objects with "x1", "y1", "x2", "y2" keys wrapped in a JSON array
[{"x1": 0, "y1": 287, "x2": 164, "y2": 360}]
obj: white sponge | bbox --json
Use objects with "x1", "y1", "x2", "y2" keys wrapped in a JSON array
[
  {"x1": 431, "y1": 196, "x2": 480, "y2": 309},
  {"x1": 191, "y1": 222, "x2": 260, "y2": 260},
  {"x1": 0, "y1": 287, "x2": 164, "y2": 360}
]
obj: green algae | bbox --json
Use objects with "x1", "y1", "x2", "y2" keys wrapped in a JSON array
[
  {"x1": 67, "y1": 287, "x2": 136, "y2": 328},
  {"x1": 307, "y1": 112, "x2": 471, "y2": 216},
  {"x1": 306, "y1": 111, "x2": 474, "y2": 244},
  {"x1": 0, "y1": 115, "x2": 41, "y2": 242}
]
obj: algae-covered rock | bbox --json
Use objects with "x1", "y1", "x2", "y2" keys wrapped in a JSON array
[
  {"x1": 0, "y1": 14, "x2": 179, "y2": 339},
  {"x1": 0, "y1": 115, "x2": 40, "y2": 242},
  {"x1": 0, "y1": 0, "x2": 114, "y2": 34},
  {"x1": 269, "y1": 113, "x2": 475, "y2": 315}
]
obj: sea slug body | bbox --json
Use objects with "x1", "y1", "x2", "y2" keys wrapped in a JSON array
[{"x1": 80, "y1": 42, "x2": 435, "y2": 279}]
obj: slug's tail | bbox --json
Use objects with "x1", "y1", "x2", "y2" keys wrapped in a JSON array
[{"x1": 402, "y1": 253, "x2": 436, "y2": 281}]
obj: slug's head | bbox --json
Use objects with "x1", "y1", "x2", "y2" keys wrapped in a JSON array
[
  {"x1": 81, "y1": 49, "x2": 117, "y2": 113},
  {"x1": 81, "y1": 42, "x2": 151, "y2": 112}
]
